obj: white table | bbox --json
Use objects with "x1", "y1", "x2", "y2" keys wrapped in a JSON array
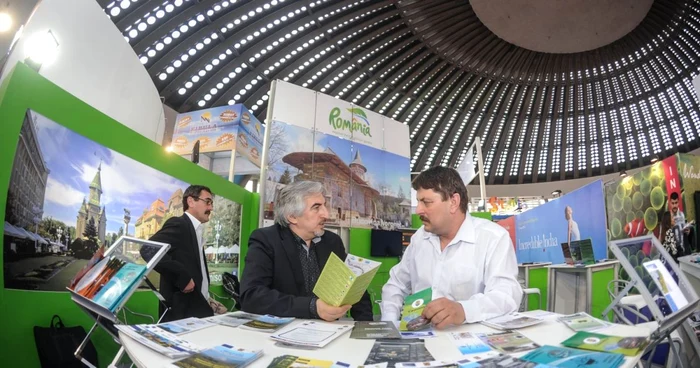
[
  {"x1": 119, "y1": 312, "x2": 652, "y2": 367},
  {"x1": 547, "y1": 261, "x2": 619, "y2": 315}
]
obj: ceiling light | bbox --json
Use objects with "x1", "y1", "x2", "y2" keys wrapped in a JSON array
[{"x1": 25, "y1": 30, "x2": 59, "y2": 65}]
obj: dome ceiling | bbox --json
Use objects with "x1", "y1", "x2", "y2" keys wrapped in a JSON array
[{"x1": 100, "y1": 0, "x2": 700, "y2": 184}]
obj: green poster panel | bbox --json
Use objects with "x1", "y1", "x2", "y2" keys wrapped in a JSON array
[
  {"x1": 527, "y1": 267, "x2": 549, "y2": 311},
  {"x1": 592, "y1": 267, "x2": 616, "y2": 320},
  {"x1": 0, "y1": 63, "x2": 258, "y2": 366}
]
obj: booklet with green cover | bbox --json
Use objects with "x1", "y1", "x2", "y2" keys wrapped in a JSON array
[
  {"x1": 400, "y1": 287, "x2": 433, "y2": 331},
  {"x1": 313, "y1": 253, "x2": 381, "y2": 307},
  {"x1": 561, "y1": 331, "x2": 649, "y2": 356}
]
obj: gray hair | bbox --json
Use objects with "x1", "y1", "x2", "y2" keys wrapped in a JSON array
[{"x1": 274, "y1": 181, "x2": 326, "y2": 227}]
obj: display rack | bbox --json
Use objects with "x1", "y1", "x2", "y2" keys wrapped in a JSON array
[
  {"x1": 67, "y1": 236, "x2": 171, "y2": 368},
  {"x1": 605, "y1": 235, "x2": 700, "y2": 368}
]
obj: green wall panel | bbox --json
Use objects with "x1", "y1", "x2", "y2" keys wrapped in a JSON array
[
  {"x1": 591, "y1": 267, "x2": 616, "y2": 320},
  {"x1": 0, "y1": 63, "x2": 257, "y2": 366},
  {"x1": 527, "y1": 267, "x2": 549, "y2": 311}
]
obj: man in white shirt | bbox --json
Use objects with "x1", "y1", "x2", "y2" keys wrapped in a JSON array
[{"x1": 381, "y1": 167, "x2": 522, "y2": 329}]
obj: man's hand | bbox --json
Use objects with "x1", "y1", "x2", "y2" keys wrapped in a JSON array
[
  {"x1": 182, "y1": 279, "x2": 195, "y2": 293},
  {"x1": 422, "y1": 297, "x2": 465, "y2": 329},
  {"x1": 316, "y1": 299, "x2": 351, "y2": 321}
]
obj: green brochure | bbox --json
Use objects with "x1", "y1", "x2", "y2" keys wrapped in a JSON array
[
  {"x1": 561, "y1": 331, "x2": 650, "y2": 356},
  {"x1": 313, "y1": 253, "x2": 381, "y2": 307},
  {"x1": 400, "y1": 287, "x2": 433, "y2": 331}
]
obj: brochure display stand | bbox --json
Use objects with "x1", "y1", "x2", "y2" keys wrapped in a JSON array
[
  {"x1": 606, "y1": 235, "x2": 700, "y2": 368},
  {"x1": 68, "y1": 236, "x2": 171, "y2": 368}
]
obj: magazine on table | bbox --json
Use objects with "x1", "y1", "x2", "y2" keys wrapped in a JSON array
[
  {"x1": 521, "y1": 345, "x2": 625, "y2": 368},
  {"x1": 167, "y1": 343, "x2": 263, "y2": 368},
  {"x1": 475, "y1": 330, "x2": 540, "y2": 354},
  {"x1": 268, "y1": 354, "x2": 388, "y2": 368},
  {"x1": 157, "y1": 317, "x2": 217, "y2": 335},
  {"x1": 270, "y1": 320, "x2": 353, "y2": 348},
  {"x1": 364, "y1": 339, "x2": 434, "y2": 368},
  {"x1": 449, "y1": 332, "x2": 499, "y2": 361},
  {"x1": 350, "y1": 321, "x2": 402, "y2": 339},
  {"x1": 557, "y1": 312, "x2": 610, "y2": 332},
  {"x1": 203, "y1": 312, "x2": 255, "y2": 328},
  {"x1": 234, "y1": 312, "x2": 294, "y2": 332},
  {"x1": 115, "y1": 324, "x2": 200, "y2": 359},
  {"x1": 481, "y1": 313, "x2": 545, "y2": 330},
  {"x1": 561, "y1": 331, "x2": 649, "y2": 356}
]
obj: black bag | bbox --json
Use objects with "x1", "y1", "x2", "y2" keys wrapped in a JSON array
[{"x1": 33, "y1": 315, "x2": 98, "y2": 368}]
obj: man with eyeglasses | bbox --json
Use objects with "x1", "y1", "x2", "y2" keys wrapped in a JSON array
[{"x1": 142, "y1": 184, "x2": 224, "y2": 321}]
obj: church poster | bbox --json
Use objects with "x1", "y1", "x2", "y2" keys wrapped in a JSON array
[
  {"x1": 263, "y1": 80, "x2": 411, "y2": 229},
  {"x1": 3, "y1": 110, "x2": 243, "y2": 291}
]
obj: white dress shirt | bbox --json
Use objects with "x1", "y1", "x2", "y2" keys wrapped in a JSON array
[
  {"x1": 569, "y1": 219, "x2": 581, "y2": 241},
  {"x1": 185, "y1": 212, "x2": 209, "y2": 300},
  {"x1": 381, "y1": 214, "x2": 522, "y2": 323}
]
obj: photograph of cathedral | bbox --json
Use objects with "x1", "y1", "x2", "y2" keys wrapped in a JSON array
[
  {"x1": 264, "y1": 120, "x2": 411, "y2": 229},
  {"x1": 4, "y1": 110, "x2": 242, "y2": 291}
]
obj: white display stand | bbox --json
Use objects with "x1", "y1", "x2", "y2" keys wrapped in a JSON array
[
  {"x1": 68, "y1": 236, "x2": 171, "y2": 368},
  {"x1": 606, "y1": 235, "x2": 700, "y2": 368},
  {"x1": 546, "y1": 261, "x2": 619, "y2": 315},
  {"x1": 118, "y1": 312, "x2": 652, "y2": 368}
]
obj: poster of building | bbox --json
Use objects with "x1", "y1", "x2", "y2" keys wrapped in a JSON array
[
  {"x1": 263, "y1": 81, "x2": 411, "y2": 229},
  {"x1": 3, "y1": 110, "x2": 242, "y2": 291}
]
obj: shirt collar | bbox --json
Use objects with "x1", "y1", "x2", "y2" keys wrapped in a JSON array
[
  {"x1": 422, "y1": 213, "x2": 476, "y2": 247},
  {"x1": 184, "y1": 212, "x2": 202, "y2": 230}
]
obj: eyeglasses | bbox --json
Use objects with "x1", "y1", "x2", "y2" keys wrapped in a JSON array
[{"x1": 192, "y1": 196, "x2": 214, "y2": 206}]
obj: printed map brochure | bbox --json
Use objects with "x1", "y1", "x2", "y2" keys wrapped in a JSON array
[
  {"x1": 521, "y1": 345, "x2": 624, "y2": 368},
  {"x1": 313, "y1": 253, "x2": 381, "y2": 307},
  {"x1": 481, "y1": 313, "x2": 545, "y2": 330},
  {"x1": 400, "y1": 287, "x2": 433, "y2": 331},
  {"x1": 169, "y1": 344, "x2": 262, "y2": 368},
  {"x1": 557, "y1": 312, "x2": 610, "y2": 332},
  {"x1": 351, "y1": 321, "x2": 402, "y2": 339},
  {"x1": 561, "y1": 331, "x2": 649, "y2": 356},
  {"x1": 476, "y1": 331, "x2": 540, "y2": 354}
]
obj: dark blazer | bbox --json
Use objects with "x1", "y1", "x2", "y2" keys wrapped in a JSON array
[
  {"x1": 240, "y1": 224, "x2": 373, "y2": 321},
  {"x1": 141, "y1": 214, "x2": 212, "y2": 321}
]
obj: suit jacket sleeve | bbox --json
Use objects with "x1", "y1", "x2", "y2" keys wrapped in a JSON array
[
  {"x1": 332, "y1": 240, "x2": 374, "y2": 322},
  {"x1": 141, "y1": 217, "x2": 192, "y2": 291},
  {"x1": 239, "y1": 230, "x2": 315, "y2": 318}
]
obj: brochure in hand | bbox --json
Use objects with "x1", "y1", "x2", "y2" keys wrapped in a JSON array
[
  {"x1": 557, "y1": 312, "x2": 610, "y2": 332},
  {"x1": 561, "y1": 331, "x2": 649, "y2": 356},
  {"x1": 158, "y1": 317, "x2": 217, "y2": 335},
  {"x1": 481, "y1": 313, "x2": 545, "y2": 330},
  {"x1": 169, "y1": 343, "x2": 263, "y2": 368},
  {"x1": 476, "y1": 330, "x2": 540, "y2": 354},
  {"x1": 521, "y1": 345, "x2": 625, "y2": 368},
  {"x1": 271, "y1": 320, "x2": 353, "y2": 348},
  {"x1": 364, "y1": 339, "x2": 434, "y2": 367},
  {"x1": 400, "y1": 287, "x2": 432, "y2": 331},
  {"x1": 351, "y1": 321, "x2": 402, "y2": 339},
  {"x1": 313, "y1": 253, "x2": 381, "y2": 307},
  {"x1": 115, "y1": 324, "x2": 200, "y2": 359}
]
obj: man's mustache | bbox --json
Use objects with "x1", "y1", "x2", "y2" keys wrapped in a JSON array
[
  {"x1": 205, "y1": 210, "x2": 211, "y2": 215},
  {"x1": 420, "y1": 216, "x2": 429, "y2": 223}
]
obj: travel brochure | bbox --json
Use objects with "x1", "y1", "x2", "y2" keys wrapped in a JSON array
[
  {"x1": 313, "y1": 253, "x2": 381, "y2": 307},
  {"x1": 351, "y1": 321, "x2": 402, "y2": 339},
  {"x1": 481, "y1": 313, "x2": 545, "y2": 330},
  {"x1": 203, "y1": 312, "x2": 254, "y2": 328},
  {"x1": 70, "y1": 255, "x2": 147, "y2": 312},
  {"x1": 557, "y1": 313, "x2": 610, "y2": 332},
  {"x1": 168, "y1": 344, "x2": 263, "y2": 368},
  {"x1": 364, "y1": 339, "x2": 434, "y2": 367},
  {"x1": 158, "y1": 317, "x2": 216, "y2": 335},
  {"x1": 475, "y1": 331, "x2": 541, "y2": 354},
  {"x1": 268, "y1": 355, "x2": 388, "y2": 367},
  {"x1": 642, "y1": 259, "x2": 689, "y2": 312},
  {"x1": 400, "y1": 287, "x2": 433, "y2": 331},
  {"x1": 270, "y1": 320, "x2": 353, "y2": 348},
  {"x1": 521, "y1": 345, "x2": 625, "y2": 368},
  {"x1": 561, "y1": 331, "x2": 650, "y2": 356},
  {"x1": 115, "y1": 324, "x2": 201, "y2": 359},
  {"x1": 236, "y1": 312, "x2": 295, "y2": 332},
  {"x1": 449, "y1": 332, "x2": 499, "y2": 361}
]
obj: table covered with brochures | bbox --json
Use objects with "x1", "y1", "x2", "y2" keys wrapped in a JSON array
[{"x1": 118, "y1": 310, "x2": 653, "y2": 367}]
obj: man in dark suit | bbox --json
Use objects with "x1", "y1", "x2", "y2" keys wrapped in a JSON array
[
  {"x1": 141, "y1": 185, "x2": 216, "y2": 321},
  {"x1": 240, "y1": 181, "x2": 373, "y2": 321}
]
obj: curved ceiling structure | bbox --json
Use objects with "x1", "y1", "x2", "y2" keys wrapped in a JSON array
[{"x1": 100, "y1": 0, "x2": 700, "y2": 184}]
